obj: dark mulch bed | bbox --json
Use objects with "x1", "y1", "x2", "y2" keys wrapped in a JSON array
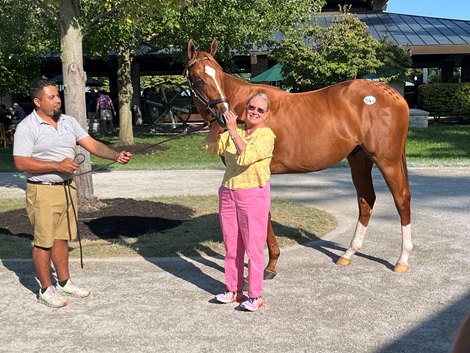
[{"x1": 0, "y1": 198, "x2": 194, "y2": 240}]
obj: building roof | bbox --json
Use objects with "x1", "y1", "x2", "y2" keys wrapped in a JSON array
[{"x1": 313, "y1": 11, "x2": 470, "y2": 55}]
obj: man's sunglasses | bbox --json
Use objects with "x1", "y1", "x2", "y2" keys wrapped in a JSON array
[{"x1": 247, "y1": 104, "x2": 267, "y2": 114}]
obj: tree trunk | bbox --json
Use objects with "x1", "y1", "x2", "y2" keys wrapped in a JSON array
[
  {"x1": 116, "y1": 45, "x2": 134, "y2": 145},
  {"x1": 59, "y1": 0, "x2": 97, "y2": 205}
]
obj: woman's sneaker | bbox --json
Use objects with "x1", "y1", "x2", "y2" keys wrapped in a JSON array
[
  {"x1": 56, "y1": 279, "x2": 91, "y2": 298},
  {"x1": 215, "y1": 291, "x2": 244, "y2": 304},
  {"x1": 38, "y1": 286, "x2": 68, "y2": 308},
  {"x1": 241, "y1": 297, "x2": 263, "y2": 311}
]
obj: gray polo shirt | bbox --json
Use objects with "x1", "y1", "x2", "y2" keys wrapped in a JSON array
[{"x1": 13, "y1": 110, "x2": 89, "y2": 183}]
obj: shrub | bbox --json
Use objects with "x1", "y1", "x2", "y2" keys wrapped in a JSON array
[{"x1": 418, "y1": 83, "x2": 470, "y2": 118}]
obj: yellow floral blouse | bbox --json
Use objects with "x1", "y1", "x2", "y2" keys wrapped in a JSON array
[{"x1": 204, "y1": 126, "x2": 276, "y2": 190}]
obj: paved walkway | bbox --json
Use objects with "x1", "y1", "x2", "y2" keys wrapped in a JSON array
[{"x1": 1, "y1": 168, "x2": 470, "y2": 353}]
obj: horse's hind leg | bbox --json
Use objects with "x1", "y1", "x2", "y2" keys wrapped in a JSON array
[
  {"x1": 337, "y1": 148, "x2": 376, "y2": 267},
  {"x1": 264, "y1": 212, "x2": 279, "y2": 279},
  {"x1": 378, "y1": 154, "x2": 412, "y2": 272}
]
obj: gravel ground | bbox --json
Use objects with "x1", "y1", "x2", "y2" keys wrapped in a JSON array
[{"x1": 1, "y1": 167, "x2": 469, "y2": 353}]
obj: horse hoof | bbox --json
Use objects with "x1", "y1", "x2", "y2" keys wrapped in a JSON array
[
  {"x1": 264, "y1": 270, "x2": 277, "y2": 280},
  {"x1": 336, "y1": 256, "x2": 352, "y2": 267},
  {"x1": 394, "y1": 262, "x2": 409, "y2": 273}
]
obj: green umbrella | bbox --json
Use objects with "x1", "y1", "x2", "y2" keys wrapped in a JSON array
[
  {"x1": 250, "y1": 64, "x2": 285, "y2": 83},
  {"x1": 362, "y1": 66, "x2": 399, "y2": 80},
  {"x1": 50, "y1": 74, "x2": 104, "y2": 86}
]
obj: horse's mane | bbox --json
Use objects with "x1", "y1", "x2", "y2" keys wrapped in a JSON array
[{"x1": 195, "y1": 50, "x2": 283, "y2": 92}]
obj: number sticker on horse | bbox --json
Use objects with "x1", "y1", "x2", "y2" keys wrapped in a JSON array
[{"x1": 363, "y1": 96, "x2": 376, "y2": 105}]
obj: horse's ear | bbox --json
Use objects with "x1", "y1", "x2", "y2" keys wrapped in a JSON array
[
  {"x1": 187, "y1": 39, "x2": 196, "y2": 60},
  {"x1": 210, "y1": 38, "x2": 218, "y2": 56}
]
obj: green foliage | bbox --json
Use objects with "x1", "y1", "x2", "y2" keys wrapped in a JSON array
[
  {"x1": 271, "y1": 10, "x2": 381, "y2": 90},
  {"x1": 426, "y1": 67, "x2": 461, "y2": 84},
  {"x1": 270, "y1": 9, "x2": 410, "y2": 90},
  {"x1": 141, "y1": 75, "x2": 187, "y2": 90},
  {"x1": 176, "y1": 0, "x2": 325, "y2": 67},
  {"x1": 0, "y1": 0, "x2": 58, "y2": 93},
  {"x1": 81, "y1": 0, "x2": 184, "y2": 56},
  {"x1": 418, "y1": 83, "x2": 470, "y2": 117},
  {"x1": 374, "y1": 37, "x2": 413, "y2": 83}
]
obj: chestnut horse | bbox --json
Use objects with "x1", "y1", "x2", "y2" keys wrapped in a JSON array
[{"x1": 186, "y1": 39, "x2": 412, "y2": 275}]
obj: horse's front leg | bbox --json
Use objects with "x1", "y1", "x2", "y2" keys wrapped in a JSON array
[{"x1": 264, "y1": 212, "x2": 280, "y2": 279}]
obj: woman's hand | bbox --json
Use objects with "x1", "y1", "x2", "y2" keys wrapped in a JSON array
[{"x1": 224, "y1": 110, "x2": 238, "y2": 134}]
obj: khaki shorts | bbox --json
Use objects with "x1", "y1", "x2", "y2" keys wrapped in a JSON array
[{"x1": 26, "y1": 181, "x2": 78, "y2": 248}]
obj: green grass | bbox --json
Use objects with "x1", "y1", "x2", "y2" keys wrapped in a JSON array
[
  {"x1": 2, "y1": 125, "x2": 470, "y2": 171},
  {"x1": 89, "y1": 133, "x2": 224, "y2": 171},
  {"x1": 406, "y1": 125, "x2": 470, "y2": 166},
  {"x1": 0, "y1": 196, "x2": 337, "y2": 259}
]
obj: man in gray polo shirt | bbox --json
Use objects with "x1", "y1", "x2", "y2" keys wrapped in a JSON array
[{"x1": 13, "y1": 79, "x2": 132, "y2": 308}]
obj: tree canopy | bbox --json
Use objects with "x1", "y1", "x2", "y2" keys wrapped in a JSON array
[
  {"x1": 0, "y1": 0, "x2": 58, "y2": 93},
  {"x1": 270, "y1": 8, "x2": 411, "y2": 90}
]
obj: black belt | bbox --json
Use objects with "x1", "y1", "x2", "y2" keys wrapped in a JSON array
[{"x1": 27, "y1": 179, "x2": 73, "y2": 186}]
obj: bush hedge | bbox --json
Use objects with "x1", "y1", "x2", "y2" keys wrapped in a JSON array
[{"x1": 418, "y1": 83, "x2": 470, "y2": 118}]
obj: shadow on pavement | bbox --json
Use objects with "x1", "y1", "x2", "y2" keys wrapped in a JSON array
[{"x1": 377, "y1": 290, "x2": 470, "y2": 353}]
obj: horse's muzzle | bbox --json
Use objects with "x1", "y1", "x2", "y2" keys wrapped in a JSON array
[{"x1": 216, "y1": 112, "x2": 227, "y2": 128}]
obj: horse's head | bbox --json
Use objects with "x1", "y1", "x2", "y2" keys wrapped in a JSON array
[{"x1": 186, "y1": 39, "x2": 230, "y2": 128}]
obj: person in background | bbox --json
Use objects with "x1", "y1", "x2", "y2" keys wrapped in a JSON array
[
  {"x1": 96, "y1": 90, "x2": 115, "y2": 134},
  {"x1": 204, "y1": 92, "x2": 276, "y2": 312},
  {"x1": 86, "y1": 89, "x2": 98, "y2": 119},
  {"x1": 12, "y1": 102, "x2": 26, "y2": 120},
  {"x1": 13, "y1": 79, "x2": 132, "y2": 308}
]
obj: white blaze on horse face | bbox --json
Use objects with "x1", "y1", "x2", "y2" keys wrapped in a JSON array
[
  {"x1": 342, "y1": 221, "x2": 368, "y2": 259},
  {"x1": 204, "y1": 65, "x2": 229, "y2": 109},
  {"x1": 397, "y1": 224, "x2": 413, "y2": 265}
]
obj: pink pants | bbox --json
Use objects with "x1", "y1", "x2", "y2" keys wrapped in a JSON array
[{"x1": 218, "y1": 182, "x2": 270, "y2": 298}]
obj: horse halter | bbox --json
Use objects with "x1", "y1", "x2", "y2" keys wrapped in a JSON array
[{"x1": 185, "y1": 56, "x2": 230, "y2": 128}]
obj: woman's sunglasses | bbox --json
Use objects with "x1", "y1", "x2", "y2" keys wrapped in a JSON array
[{"x1": 247, "y1": 104, "x2": 267, "y2": 114}]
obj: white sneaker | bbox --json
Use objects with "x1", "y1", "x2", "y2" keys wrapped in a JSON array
[
  {"x1": 38, "y1": 286, "x2": 68, "y2": 308},
  {"x1": 215, "y1": 291, "x2": 244, "y2": 304},
  {"x1": 56, "y1": 279, "x2": 91, "y2": 298},
  {"x1": 240, "y1": 296, "x2": 263, "y2": 312}
]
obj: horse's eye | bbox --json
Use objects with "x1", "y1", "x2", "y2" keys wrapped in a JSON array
[{"x1": 195, "y1": 78, "x2": 204, "y2": 87}]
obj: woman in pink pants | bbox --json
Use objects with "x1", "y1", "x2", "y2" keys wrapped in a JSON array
[{"x1": 204, "y1": 93, "x2": 276, "y2": 312}]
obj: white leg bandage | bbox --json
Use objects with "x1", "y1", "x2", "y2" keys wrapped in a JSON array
[
  {"x1": 397, "y1": 224, "x2": 412, "y2": 265},
  {"x1": 342, "y1": 222, "x2": 368, "y2": 259}
]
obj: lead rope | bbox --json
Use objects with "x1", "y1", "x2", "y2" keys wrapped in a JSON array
[
  {"x1": 63, "y1": 180, "x2": 84, "y2": 268},
  {"x1": 75, "y1": 122, "x2": 208, "y2": 177}
]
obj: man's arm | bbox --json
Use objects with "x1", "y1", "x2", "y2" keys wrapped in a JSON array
[
  {"x1": 78, "y1": 136, "x2": 132, "y2": 164},
  {"x1": 14, "y1": 156, "x2": 79, "y2": 174}
]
